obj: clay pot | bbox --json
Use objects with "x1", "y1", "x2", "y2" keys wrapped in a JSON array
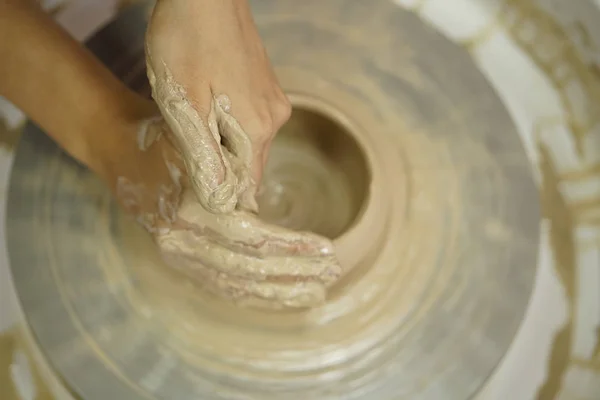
[{"x1": 258, "y1": 93, "x2": 385, "y2": 279}]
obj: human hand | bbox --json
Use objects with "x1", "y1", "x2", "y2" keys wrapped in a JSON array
[
  {"x1": 100, "y1": 110, "x2": 341, "y2": 308},
  {"x1": 157, "y1": 189, "x2": 341, "y2": 309},
  {"x1": 145, "y1": 0, "x2": 291, "y2": 214}
]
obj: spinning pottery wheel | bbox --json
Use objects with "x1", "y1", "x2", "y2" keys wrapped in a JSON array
[{"x1": 7, "y1": 0, "x2": 540, "y2": 399}]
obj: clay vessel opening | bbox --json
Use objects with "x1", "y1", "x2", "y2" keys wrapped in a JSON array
[{"x1": 257, "y1": 104, "x2": 370, "y2": 240}]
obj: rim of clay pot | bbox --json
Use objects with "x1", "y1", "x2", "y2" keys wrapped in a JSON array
[{"x1": 286, "y1": 92, "x2": 388, "y2": 274}]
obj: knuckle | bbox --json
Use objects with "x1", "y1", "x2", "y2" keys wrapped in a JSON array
[
  {"x1": 244, "y1": 95, "x2": 292, "y2": 144},
  {"x1": 271, "y1": 96, "x2": 292, "y2": 128}
]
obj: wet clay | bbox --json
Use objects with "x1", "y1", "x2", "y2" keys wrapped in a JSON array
[{"x1": 145, "y1": 56, "x2": 342, "y2": 308}]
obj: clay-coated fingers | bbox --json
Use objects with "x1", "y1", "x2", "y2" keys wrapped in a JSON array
[
  {"x1": 208, "y1": 104, "x2": 258, "y2": 212},
  {"x1": 175, "y1": 192, "x2": 335, "y2": 258},
  {"x1": 212, "y1": 100, "x2": 253, "y2": 167},
  {"x1": 221, "y1": 149, "x2": 259, "y2": 213},
  {"x1": 217, "y1": 277, "x2": 327, "y2": 309},
  {"x1": 157, "y1": 229, "x2": 341, "y2": 284},
  {"x1": 161, "y1": 251, "x2": 327, "y2": 309}
]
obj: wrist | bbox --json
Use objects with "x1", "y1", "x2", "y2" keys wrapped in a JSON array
[{"x1": 83, "y1": 92, "x2": 156, "y2": 178}]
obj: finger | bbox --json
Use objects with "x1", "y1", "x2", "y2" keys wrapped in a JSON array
[
  {"x1": 222, "y1": 147, "x2": 259, "y2": 213},
  {"x1": 161, "y1": 251, "x2": 326, "y2": 308},
  {"x1": 210, "y1": 83, "x2": 273, "y2": 183},
  {"x1": 219, "y1": 277, "x2": 327, "y2": 309},
  {"x1": 157, "y1": 229, "x2": 341, "y2": 284},
  {"x1": 175, "y1": 192, "x2": 335, "y2": 258},
  {"x1": 212, "y1": 99, "x2": 258, "y2": 212},
  {"x1": 213, "y1": 94, "x2": 253, "y2": 165},
  {"x1": 145, "y1": 51, "x2": 238, "y2": 213},
  {"x1": 236, "y1": 281, "x2": 326, "y2": 309}
]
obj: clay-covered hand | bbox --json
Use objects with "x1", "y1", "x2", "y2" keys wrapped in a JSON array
[
  {"x1": 102, "y1": 114, "x2": 341, "y2": 309},
  {"x1": 157, "y1": 190, "x2": 341, "y2": 309},
  {"x1": 145, "y1": 0, "x2": 291, "y2": 214}
]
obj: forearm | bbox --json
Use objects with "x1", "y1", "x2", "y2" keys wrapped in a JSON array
[{"x1": 0, "y1": 0, "x2": 147, "y2": 172}]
